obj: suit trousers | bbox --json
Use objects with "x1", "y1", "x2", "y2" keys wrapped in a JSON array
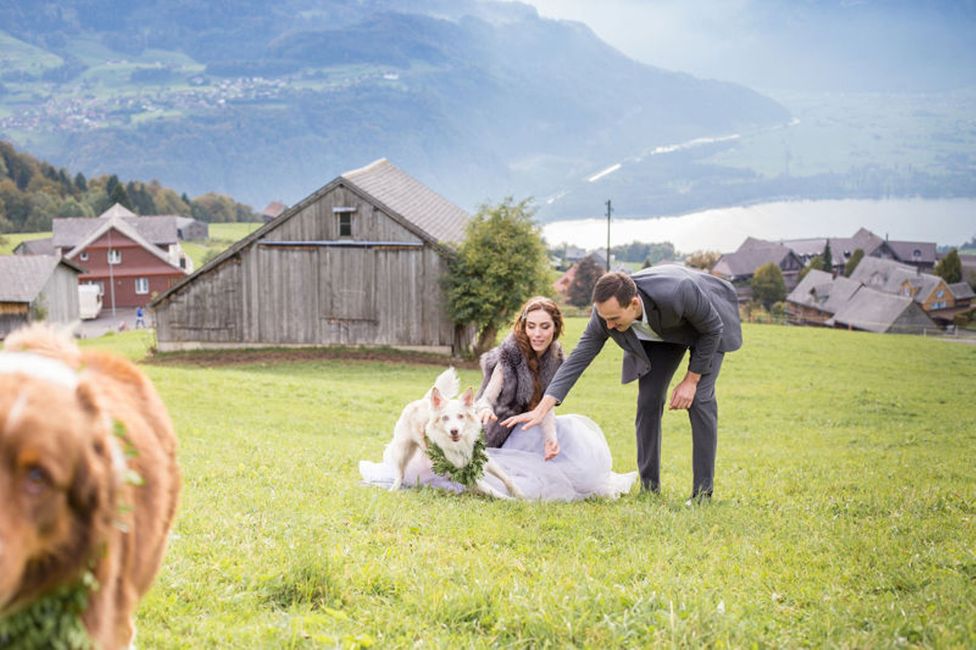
[{"x1": 636, "y1": 341, "x2": 724, "y2": 497}]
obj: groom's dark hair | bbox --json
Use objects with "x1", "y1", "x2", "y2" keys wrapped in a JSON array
[{"x1": 592, "y1": 271, "x2": 636, "y2": 305}]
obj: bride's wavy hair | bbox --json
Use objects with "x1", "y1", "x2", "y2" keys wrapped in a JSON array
[{"x1": 512, "y1": 296, "x2": 564, "y2": 409}]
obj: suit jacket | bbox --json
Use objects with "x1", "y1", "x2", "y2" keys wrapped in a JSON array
[{"x1": 546, "y1": 265, "x2": 742, "y2": 403}]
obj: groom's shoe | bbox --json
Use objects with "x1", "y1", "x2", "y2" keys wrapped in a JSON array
[
  {"x1": 640, "y1": 480, "x2": 660, "y2": 494},
  {"x1": 685, "y1": 492, "x2": 713, "y2": 507}
]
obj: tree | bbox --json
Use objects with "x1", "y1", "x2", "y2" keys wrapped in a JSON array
[
  {"x1": 822, "y1": 241, "x2": 833, "y2": 274},
  {"x1": 752, "y1": 262, "x2": 786, "y2": 309},
  {"x1": 798, "y1": 255, "x2": 825, "y2": 282},
  {"x1": 74, "y1": 172, "x2": 87, "y2": 192},
  {"x1": 444, "y1": 198, "x2": 551, "y2": 356},
  {"x1": 107, "y1": 179, "x2": 132, "y2": 210},
  {"x1": 935, "y1": 248, "x2": 962, "y2": 284},
  {"x1": 567, "y1": 255, "x2": 605, "y2": 308},
  {"x1": 685, "y1": 250, "x2": 721, "y2": 270},
  {"x1": 844, "y1": 248, "x2": 865, "y2": 277}
]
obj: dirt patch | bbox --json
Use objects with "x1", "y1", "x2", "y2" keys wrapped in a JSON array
[{"x1": 145, "y1": 346, "x2": 481, "y2": 369}]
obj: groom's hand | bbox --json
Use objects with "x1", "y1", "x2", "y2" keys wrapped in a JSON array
[
  {"x1": 669, "y1": 372, "x2": 700, "y2": 410},
  {"x1": 501, "y1": 395, "x2": 557, "y2": 430}
]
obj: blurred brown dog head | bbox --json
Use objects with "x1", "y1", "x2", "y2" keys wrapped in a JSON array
[{"x1": 0, "y1": 353, "x2": 118, "y2": 614}]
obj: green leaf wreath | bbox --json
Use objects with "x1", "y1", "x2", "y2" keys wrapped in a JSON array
[
  {"x1": 424, "y1": 435, "x2": 488, "y2": 487},
  {"x1": 0, "y1": 570, "x2": 97, "y2": 650}
]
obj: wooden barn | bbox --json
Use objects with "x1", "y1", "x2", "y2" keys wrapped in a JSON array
[
  {"x1": 0, "y1": 255, "x2": 82, "y2": 339},
  {"x1": 150, "y1": 159, "x2": 471, "y2": 353}
]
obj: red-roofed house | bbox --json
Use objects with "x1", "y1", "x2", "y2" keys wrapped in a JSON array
[{"x1": 62, "y1": 213, "x2": 188, "y2": 309}]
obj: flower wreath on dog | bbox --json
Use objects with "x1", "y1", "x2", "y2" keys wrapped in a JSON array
[{"x1": 423, "y1": 435, "x2": 488, "y2": 488}]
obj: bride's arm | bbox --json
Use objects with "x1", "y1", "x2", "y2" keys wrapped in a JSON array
[
  {"x1": 475, "y1": 364, "x2": 504, "y2": 425},
  {"x1": 540, "y1": 409, "x2": 559, "y2": 460}
]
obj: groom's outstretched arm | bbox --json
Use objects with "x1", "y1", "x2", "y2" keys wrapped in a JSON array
[{"x1": 501, "y1": 309, "x2": 609, "y2": 430}]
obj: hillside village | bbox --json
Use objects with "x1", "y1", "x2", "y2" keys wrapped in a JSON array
[{"x1": 2, "y1": 158, "x2": 974, "y2": 345}]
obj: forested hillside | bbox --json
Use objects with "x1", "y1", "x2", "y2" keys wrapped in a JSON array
[{"x1": 0, "y1": 140, "x2": 258, "y2": 232}]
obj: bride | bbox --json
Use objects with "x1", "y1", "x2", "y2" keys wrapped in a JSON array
[{"x1": 359, "y1": 296, "x2": 637, "y2": 501}]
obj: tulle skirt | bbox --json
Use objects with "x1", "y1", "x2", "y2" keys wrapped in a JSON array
[{"x1": 359, "y1": 414, "x2": 638, "y2": 501}]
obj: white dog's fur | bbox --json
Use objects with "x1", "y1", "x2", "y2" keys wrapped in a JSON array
[{"x1": 385, "y1": 368, "x2": 523, "y2": 499}]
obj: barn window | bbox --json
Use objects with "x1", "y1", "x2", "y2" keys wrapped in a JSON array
[
  {"x1": 108, "y1": 249, "x2": 122, "y2": 264},
  {"x1": 338, "y1": 213, "x2": 353, "y2": 237},
  {"x1": 333, "y1": 206, "x2": 356, "y2": 237},
  {"x1": 135, "y1": 277, "x2": 150, "y2": 294}
]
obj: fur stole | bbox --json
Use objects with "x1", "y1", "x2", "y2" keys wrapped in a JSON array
[{"x1": 476, "y1": 333, "x2": 563, "y2": 447}]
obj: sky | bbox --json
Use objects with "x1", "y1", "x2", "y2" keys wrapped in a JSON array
[{"x1": 506, "y1": 0, "x2": 976, "y2": 92}]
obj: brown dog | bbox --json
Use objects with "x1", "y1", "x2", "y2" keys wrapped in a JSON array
[{"x1": 0, "y1": 324, "x2": 180, "y2": 649}]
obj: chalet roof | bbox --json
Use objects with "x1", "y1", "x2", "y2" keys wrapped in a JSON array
[
  {"x1": 63, "y1": 217, "x2": 183, "y2": 271},
  {"x1": 713, "y1": 243, "x2": 796, "y2": 278},
  {"x1": 785, "y1": 269, "x2": 833, "y2": 309},
  {"x1": 949, "y1": 282, "x2": 975, "y2": 300},
  {"x1": 261, "y1": 201, "x2": 287, "y2": 218},
  {"x1": 341, "y1": 159, "x2": 469, "y2": 245},
  {"x1": 785, "y1": 270, "x2": 860, "y2": 315},
  {"x1": 886, "y1": 240, "x2": 937, "y2": 264},
  {"x1": 828, "y1": 286, "x2": 929, "y2": 334},
  {"x1": 13, "y1": 237, "x2": 55, "y2": 256},
  {"x1": 848, "y1": 256, "x2": 917, "y2": 293},
  {"x1": 0, "y1": 255, "x2": 80, "y2": 303},
  {"x1": 53, "y1": 213, "x2": 180, "y2": 248}
]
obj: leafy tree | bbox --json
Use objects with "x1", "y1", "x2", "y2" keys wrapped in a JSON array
[
  {"x1": 752, "y1": 262, "x2": 787, "y2": 309},
  {"x1": 844, "y1": 248, "x2": 864, "y2": 277},
  {"x1": 798, "y1": 255, "x2": 825, "y2": 282},
  {"x1": 444, "y1": 197, "x2": 551, "y2": 356},
  {"x1": 58, "y1": 197, "x2": 92, "y2": 217},
  {"x1": 108, "y1": 181, "x2": 132, "y2": 210},
  {"x1": 822, "y1": 241, "x2": 833, "y2": 273},
  {"x1": 685, "y1": 249, "x2": 721, "y2": 270},
  {"x1": 567, "y1": 255, "x2": 605, "y2": 308},
  {"x1": 611, "y1": 240, "x2": 676, "y2": 265},
  {"x1": 935, "y1": 248, "x2": 962, "y2": 284}
]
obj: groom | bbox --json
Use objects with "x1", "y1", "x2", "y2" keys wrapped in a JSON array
[{"x1": 503, "y1": 266, "x2": 742, "y2": 501}]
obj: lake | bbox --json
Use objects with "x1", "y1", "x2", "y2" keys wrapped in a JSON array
[{"x1": 542, "y1": 198, "x2": 976, "y2": 253}]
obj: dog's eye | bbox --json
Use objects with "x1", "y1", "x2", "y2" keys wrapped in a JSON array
[
  {"x1": 442, "y1": 415, "x2": 449, "y2": 422},
  {"x1": 24, "y1": 465, "x2": 51, "y2": 495}
]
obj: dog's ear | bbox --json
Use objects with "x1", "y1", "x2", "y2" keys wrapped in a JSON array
[
  {"x1": 430, "y1": 386, "x2": 444, "y2": 411},
  {"x1": 461, "y1": 387, "x2": 475, "y2": 407},
  {"x1": 69, "y1": 378, "x2": 114, "y2": 521}
]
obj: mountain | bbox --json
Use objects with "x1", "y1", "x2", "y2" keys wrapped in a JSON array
[{"x1": 0, "y1": 0, "x2": 790, "y2": 216}]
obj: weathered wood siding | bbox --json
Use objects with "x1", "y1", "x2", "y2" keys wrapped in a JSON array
[
  {"x1": 155, "y1": 256, "x2": 242, "y2": 343},
  {"x1": 39, "y1": 265, "x2": 80, "y2": 324},
  {"x1": 156, "y1": 183, "x2": 456, "y2": 351}
]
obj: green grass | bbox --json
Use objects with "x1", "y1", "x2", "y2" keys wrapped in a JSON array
[
  {"x1": 181, "y1": 222, "x2": 262, "y2": 269},
  {"x1": 0, "y1": 30, "x2": 63, "y2": 75},
  {"x1": 67, "y1": 320, "x2": 976, "y2": 647},
  {"x1": 0, "y1": 231, "x2": 52, "y2": 255}
]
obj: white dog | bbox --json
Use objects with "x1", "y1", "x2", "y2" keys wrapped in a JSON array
[{"x1": 385, "y1": 368, "x2": 523, "y2": 499}]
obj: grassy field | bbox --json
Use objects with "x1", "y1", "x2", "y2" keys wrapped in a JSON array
[{"x1": 68, "y1": 321, "x2": 976, "y2": 648}]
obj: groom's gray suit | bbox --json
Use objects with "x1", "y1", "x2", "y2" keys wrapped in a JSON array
[{"x1": 546, "y1": 265, "x2": 742, "y2": 496}]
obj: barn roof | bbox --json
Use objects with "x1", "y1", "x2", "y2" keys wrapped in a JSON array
[
  {"x1": 827, "y1": 286, "x2": 932, "y2": 333},
  {"x1": 341, "y1": 159, "x2": 469, "y2": 245},
  {"x1": 0, "y1": 255, "x2": 81, "y2": 303},
  {"x1": 13, "y1": 237, "x2": 56, "y2": 256},
  {"x1": 713, "y1": 243, "x2": 797, "y2": 278}
]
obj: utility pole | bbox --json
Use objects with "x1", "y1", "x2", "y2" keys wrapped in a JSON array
[{"x1": 605, "y1": 199, "x2": 613, "y2": 272}]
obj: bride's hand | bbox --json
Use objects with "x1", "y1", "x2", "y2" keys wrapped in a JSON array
[
  {"x1": 543, "y1": 436, "x2": 560, "y2": 461},
  {"x1": 478, "y1": 408, "x2": 497, "y2": 426}
]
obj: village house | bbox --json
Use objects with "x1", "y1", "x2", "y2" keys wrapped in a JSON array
[
  {"x1": 151, "y1": 159, "x2": 470, "y2": 353},
  {"x1": 712, "y1": 237, "x2": 805, "y2": 302},
  {"x1": 14, "y1": 204, "x2": 193, "y2": 309},
  {"x1": 785, "y1": 269, "x2": 860, "y2": 326},
  {"x1": 849, "y1": 256, "x2": 961, "y2": 324},
  {"x1": 261, "y1": 200, "x2": 288, "y2": 223},
  {"x1": 0, "y1": 255, "x2": 82, "y2": 339},
  {"x1": 779, "y1": 227, "x2": 936, "y2": 273},
  {"x1": 826, "y1": 286, "x2": 937, "y2": 335}
]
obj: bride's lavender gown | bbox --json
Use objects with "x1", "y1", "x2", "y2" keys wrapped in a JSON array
[{"x1": 359, "y1": 414, "x2": 637, "y2": 501}]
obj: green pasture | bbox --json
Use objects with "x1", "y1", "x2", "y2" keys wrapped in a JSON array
[
  {"x1": 70, "y1": 321, "x2": 976, "y2": 647},
  {"x1": 0, "y1": 231, "x2": 51, "y2": 255},
  {"x1": 181, "y1": 222, "x2": 262, "y2": 269}
]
